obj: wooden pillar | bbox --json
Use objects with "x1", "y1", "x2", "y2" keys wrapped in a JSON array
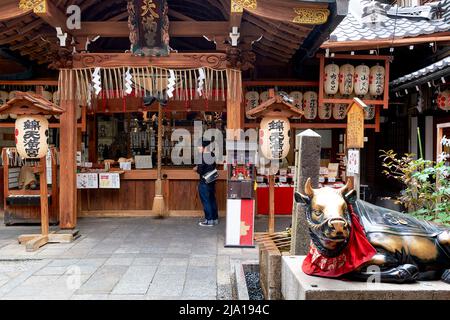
[
  {"x1": 268, "y1": 174, "x2": 275, "y2": 234},
  {"x1": 59, "y1": 70, "x2": 77, "y2": 229},
  {"x1": 226, "y1": 68, "x2": 243, "y2": 140},
  {"x1": 39, "y1": 157, "x2": 49, "y2": 235}
]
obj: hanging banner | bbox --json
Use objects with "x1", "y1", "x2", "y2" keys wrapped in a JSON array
[
  {"x1": 127, "y1": 0, "x2": 170, "y2": 56},
  {"x1": 347, "y1": 149, "x2": 360, "y2": 176}
]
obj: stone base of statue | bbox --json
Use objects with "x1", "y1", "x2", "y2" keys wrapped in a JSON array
[{"x1": 282, "y1": 256, "x2": 450, "y2": 300}]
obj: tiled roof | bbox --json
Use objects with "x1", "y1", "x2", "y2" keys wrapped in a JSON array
[
  {"x1": 390, "y1": 56, "x2": 450, "y2": 87},
  {"x1": 329, "y1": 0, "x2": 450, "y2": 42}
]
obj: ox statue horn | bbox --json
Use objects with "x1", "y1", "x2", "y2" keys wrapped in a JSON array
[
  {"x1": 304, "y1": 178, "x2": 315, "y2": 197},
  {"x1": 338, "y1": 179, "x2": 353, "y2": 195}
]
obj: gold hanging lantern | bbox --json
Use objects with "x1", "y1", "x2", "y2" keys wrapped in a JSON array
[
  {"x1": 339, "y1": 64, "x2": 354, "y2": 95},
  {"x1": 354, "y1": 65, "x2": 370, "y2": 96},
  {"x1": 324, "y1": 64, "x2": 339, "y2": 95},
  {"x1": 15, "y1": 115, "x2": 49, "y2": 159},
  {"x1": 369, "y1": 64, "x2": 385, "y2": 96},
  {"x1": 303, "y1": 91, "x2": 318, "y2": 120},
  {"x1": 259, "y1": 116, "x2": 291, "y2": 160}
]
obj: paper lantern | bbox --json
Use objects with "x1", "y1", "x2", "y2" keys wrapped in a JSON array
[
  {"x1": 324, "y1": 64, "x2": 339, "y2": 95},
  {"x1": 362, "y1": 94, "x2": 376, "y2": 120},
  {"x1": 369, "y1": 65, "x2": 385, "y2": 96},
  {"x1": 245, "y1": 91, "x2": 259, "y2": 119},
  {"x1": 0, "y1": 91, "x2": 8, "y2": 119},
  {"x1": 303, "y1": 91, "x2": 318, "y2": 120},
  {"x1": 290, "y1": 91, "x2": 303, "y2": 119},
  {"x1": 15, "y1": 115, "x2": 49, "y2": 159},
  {"x1": 260, "y1": 91, "x2": 269, "y2": 103},
  {"x1": 354, "y1": 65, "x2": 370, "y2": 96},
  {"x1": 259, "y1": 116, "x2": 290, "y2": 160},
  {"x1": 437, "y1": 90, "x2": 450, "y2": 111},
  {"x1": 319, "y1": 103, "x2": 332, "y2": 120},
  {"x1": 53, "y1": 92, "x2": 60, "y2": 119},
  {"x1": 339, "y1": 64, "x2": 355, "y2": 95},
  {"x1": 332, "y1": 94, "x2": 347, "y2": 120}
]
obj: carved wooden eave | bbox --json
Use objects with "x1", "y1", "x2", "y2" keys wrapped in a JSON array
[
  {"x1": 72, "y1": 52, "x2": 228, "y2": 70},
  {"x1": 0, "y1": 92, "x2": 64, "y2": 115},
  {"x1": 246, "y1": 90, "x2": 303, "y2": 119}
]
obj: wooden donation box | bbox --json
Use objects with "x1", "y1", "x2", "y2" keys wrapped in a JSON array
[{"x1": 225, "y1": 140, "x2": 257, "y2": 247}]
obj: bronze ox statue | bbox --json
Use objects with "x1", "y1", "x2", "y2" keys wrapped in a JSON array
[{"x1": 295, "y1": 178, "x2": 450, "y2": 284}]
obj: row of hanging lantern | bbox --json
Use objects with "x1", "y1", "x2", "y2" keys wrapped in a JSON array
[
  {"x1": 245, "y1": 90, "x2": 375, "y2": 121},
  {"x1": 324, "y1": 63, "x2": 385, "y2": 97},
  {"x1": 0, "y1": 88, "x2": 81, "y2": 120}
]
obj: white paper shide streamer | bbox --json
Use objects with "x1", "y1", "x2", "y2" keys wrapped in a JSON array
[
  {"x1": 167, "y1": 69, "x2": 176, "y2": 98},
  {"x1": 92, "y1": 67, "x2": 102, "y2": 96},
  {"x1": 124, "y1": 67, "x2": 133, "y2": 95},
  {"x1": 197, "y1": 68, "x2": 205, "y2": 97}
]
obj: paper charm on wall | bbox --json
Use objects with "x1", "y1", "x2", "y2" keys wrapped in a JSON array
[
  {"x1": 333, "y1": 94, "x2": 347, "y2": 120},
  {"x1": 259, "y1": 116, "x2": 291, "y2": 160},
  {"x1": 354, "y1": 65, "x2": 370, "y2": 96},
  {"x1": 290, "y1": 91, "x2": 303, "y2": 119},
  {"x1": 303, "y1": 91, "x2": 318, "y2": 120},
  {"x1": 437, "y1": 89, "x2": 450, "y2": 111},
  {"x1": 369, "y1": 64, "x2": 385, "y2": 96},
  {"x1": 324, "y1": 64, "x2": 339, "y2": 95},
  {"x1": 245, "y1": 91, "x2": 259, "y2": 119},
  {"x1": 15, "y1": 115, "x2": 49, "y2": 159}
]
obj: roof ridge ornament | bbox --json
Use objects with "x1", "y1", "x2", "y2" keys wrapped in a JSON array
[
  {"x1": 19, "y1": 0, "x2": 46, "y2": 13},
  {"x1": 231, "y1": 0, "x2": 257, "y2": 13},
  {"x1": 361, "y1": 1, "x2": 389, "y2": 28}
]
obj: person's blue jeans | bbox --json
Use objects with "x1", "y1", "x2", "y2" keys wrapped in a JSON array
[{"x1": 198, "y1": 181, "x2": 218, "y2": 221}]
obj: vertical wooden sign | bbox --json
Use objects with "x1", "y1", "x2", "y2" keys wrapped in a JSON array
[{"x1": 346, "y1": 100, "x2": 365, "y2": 149}]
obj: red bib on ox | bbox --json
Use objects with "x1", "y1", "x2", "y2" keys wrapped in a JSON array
[{"x1": 302, "y1": 206, "x2": 377, "y2": 278}]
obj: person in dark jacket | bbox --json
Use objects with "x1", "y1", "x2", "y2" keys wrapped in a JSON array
[{"x1": 193, "y1": 140, "x2": 218, "y2": 227}]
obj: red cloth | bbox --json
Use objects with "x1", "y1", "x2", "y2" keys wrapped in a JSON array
[
  {"x1": 257, "y1": 187, "x2": 294, "y2": 215},
  {"x1": 302, "y1": 206, "x2": 377, "y2": 278}
]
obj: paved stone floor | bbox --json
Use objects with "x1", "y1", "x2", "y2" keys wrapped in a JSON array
[{"x1": 0, "y1": 216, "x2": 290, "y2": 300}]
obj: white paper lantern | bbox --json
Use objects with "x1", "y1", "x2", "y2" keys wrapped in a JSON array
[
  {"x1": 362, "y1": 94, "x2": 376, "y2": 120},
  {"x1": 245, "y1": 91, "x2": 259, "y2": 119},
  {"x1": 437, "y1": 90, "x2": 450, "y2": 111},
  {"x1": 332, "y1": 94, "x2": 347, "y2": 120},
  {"x1": 319, "y1": 103, "x2": 332, "y2": 120},
  {"x1": 9, "y1": 91, "x2": 19, "y2": 100},
  {"x1": 0, "y1": 91, "x2": 8, "y2": 119},
  {"x1": 369, "y1": 65, "x2": 385, "y2": 96},
  {"x1": 303, "y1": 91, "x2": 318, "y2": 120},
  {"x1": 324, "y1": 64, "x2": 339, "y2": 95},
  {"x1": 41, "y1": 90, "x2": 53, "y2": 101},
  {"x1": 53, "y1": 91, "x2": 60, "y2": 105},
  {"x1": 290, "y1": 91, "x2": 303, "y2": 119},
  {"x1": 354, "y1": 65, "x2": 370, "y2": 96},
  {"x1": 259, "y1": 116, "x2": 290, "y2": 160},
  {"x1": 15, "y1": 115, "x2": 49, "y2": 159},
  {"x1": 259, "y1": 91, "x2": 269, "y2": 103},
  {"x1": 339, "y1": 64, "x2": 355, "y2": 95}
]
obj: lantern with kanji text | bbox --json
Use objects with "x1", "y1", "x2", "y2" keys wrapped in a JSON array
[
  {"x1": 354, "y1": 65, "x2": 370, "y2": 96},
  {"x1": 339, "y1": 64, "x2": 354, "y2": 95},
  {"x1": 324, "y1": 64, "x2": 339, "y2": 95},
  {"x1": 369, "y1": 64, "x2": 385, "y2": 96}
]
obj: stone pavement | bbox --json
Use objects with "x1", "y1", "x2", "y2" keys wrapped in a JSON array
[{"x1": 0, "y1": 216, "x2": 290, "y2": 300}]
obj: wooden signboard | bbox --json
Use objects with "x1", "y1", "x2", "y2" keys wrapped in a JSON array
[{"x1": 346, "y1": 99, "x2": 365, "y2": 149}]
